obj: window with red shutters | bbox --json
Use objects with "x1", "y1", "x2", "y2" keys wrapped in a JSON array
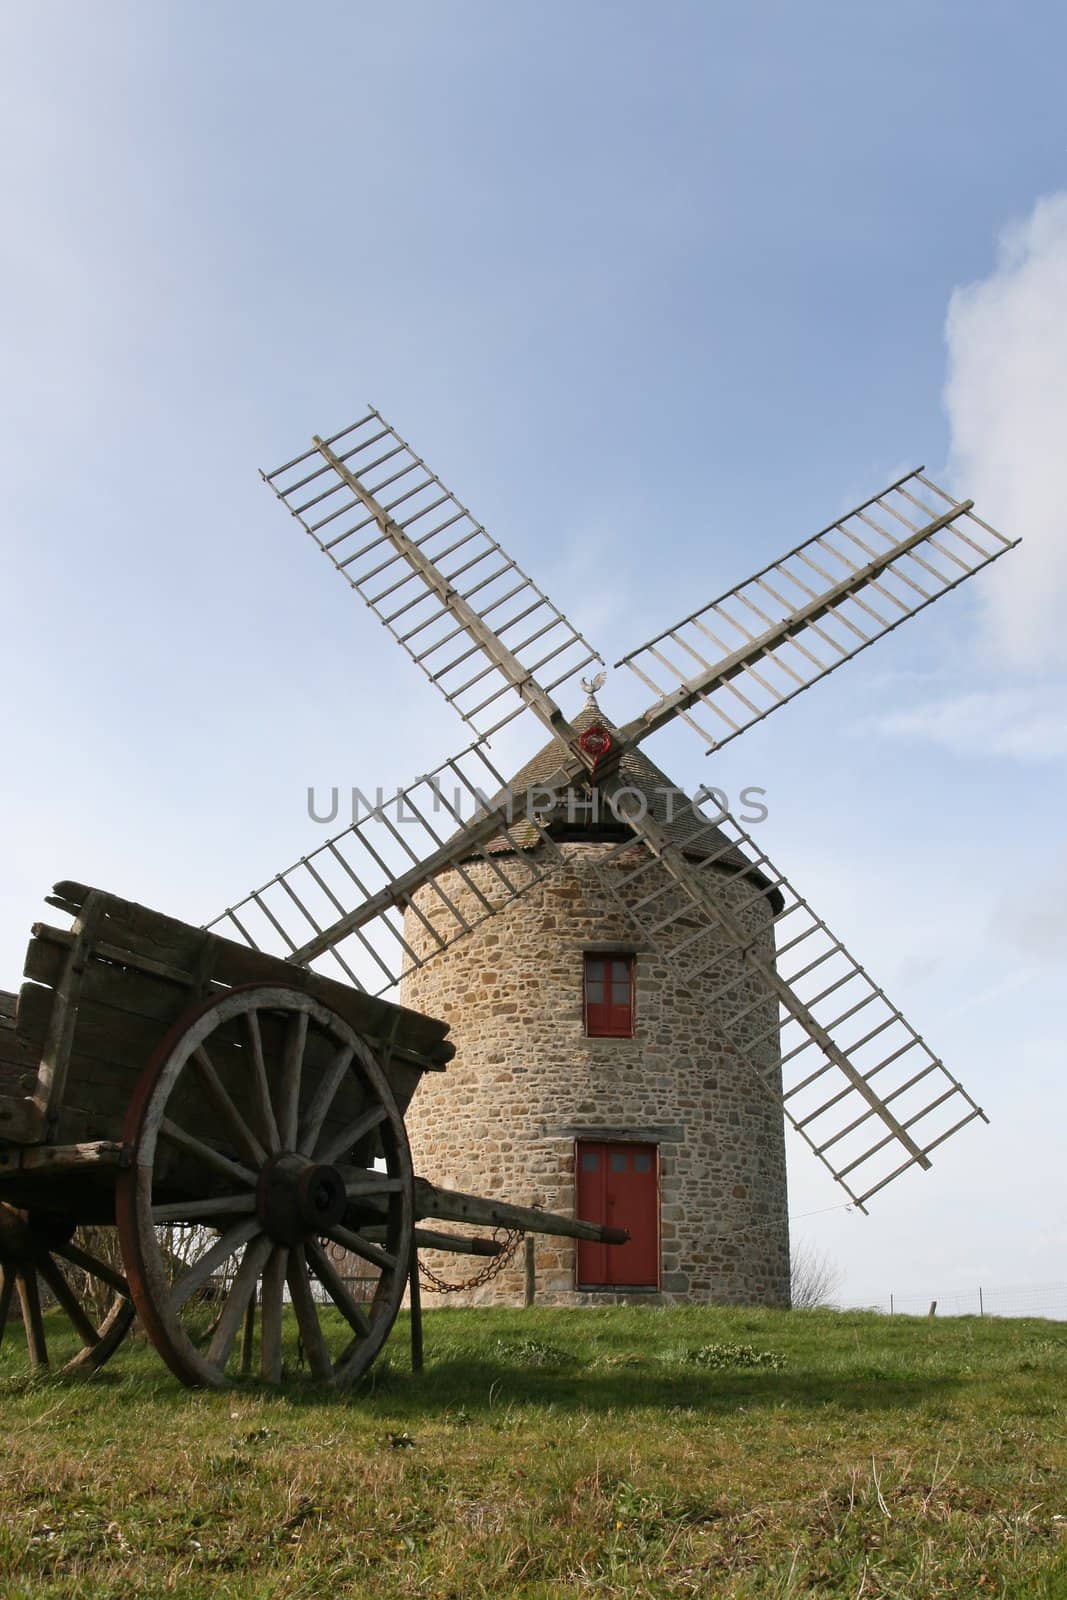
[{"x1": 583, "y1": 953, "x2": 635, "y2": 1037}]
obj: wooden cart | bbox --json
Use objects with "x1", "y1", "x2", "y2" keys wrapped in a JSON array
[{"x1": 0, "y1": 882, "x2": 623, "y2": 1388}]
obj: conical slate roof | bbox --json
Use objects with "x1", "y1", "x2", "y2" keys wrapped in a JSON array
[{"x1": 484, "y1": 697, "x2": 781, "y2": 909}]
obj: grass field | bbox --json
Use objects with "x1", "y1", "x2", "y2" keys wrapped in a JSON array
[{"x1": 1, "y1": 1302, "x2": 1065, "y2": 1598}]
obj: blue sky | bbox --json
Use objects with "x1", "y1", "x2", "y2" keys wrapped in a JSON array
[{"x1": 2, "y1": 2, "x2": 1065, "y2": 1309}]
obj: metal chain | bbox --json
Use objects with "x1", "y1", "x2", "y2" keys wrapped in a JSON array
[{"x1": 417, "y1": 1228, "x2": 525, "y2": 1294}]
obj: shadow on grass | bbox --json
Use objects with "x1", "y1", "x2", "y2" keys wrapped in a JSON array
[
  {"x1": 1, "y1": 1305, "x2": 984, "y2": 1415},
  {"x1": 275, "y1": 1354, "x2": 968, "y2": 1418},
  {"x1": 0, "y1": 1348, "x2": 968, "y2": 1416}
]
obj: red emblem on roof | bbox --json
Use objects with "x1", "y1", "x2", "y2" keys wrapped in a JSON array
[{"x1": 578, "y1": 724, "x2": 613, "y2": 770}]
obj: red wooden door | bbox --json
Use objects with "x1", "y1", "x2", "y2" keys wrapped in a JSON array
[{"x1": 575, "y1": 1141, "x2": 659, "y2": 1288}]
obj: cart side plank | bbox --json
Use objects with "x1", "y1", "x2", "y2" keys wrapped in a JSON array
[
  {"x1": 1, "y1": 883, "x2": 452, "y2": 1151},
  {"x1": 0, "y1": 1140, "x2": 126, "y2": 1176},
  {"x1": 0, "y1": 991, "x2": 45, "y2": 1139},
  {"x1": 0, "y1": 1097, "x2": 42, "y2": 1143},
  {"x1": 0, "y1": 1025, "x2": 38, "y2": 1082},
  {"x1": 14, "y1": 980, "x2": 396, "y2": 1154},
  {"x1": 33, "y1": 890, "x2": 109, "y2": 1130},
  {"x1": 25, "y1": 932, "x2": 442, "y2": 1082},
  {"x1": 43, "y1": 884, "x2": 454, "y2": 1064},
  {"x1": 13, "y1": 974, "x2": 393, "y2": 1102}
]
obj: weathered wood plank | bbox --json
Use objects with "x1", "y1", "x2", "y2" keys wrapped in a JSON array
[
  {"x1": 33, "y1": 890, "x2": 107, "y2": 1128},
  {"x1": 19, "y1": 972, "x2": 359, "y2": 1089},
  {"x1": 0, "y1": 1021, "x2": 47, "y2": 1142},
  {"x1": 359, "y1": 1225, "x2": 503, "y2": 1256},
  {"x1": 16, "y1": 982, "x2": 287, "y2": 1138},
  {"x1": 0, "y1": 1094, "x2": 45, "y2": 1144},
  {"x1": 40, "y1": 1103, "x2": 95, "y2": 1147},
  {"x1": 31, "y1": 946, "x2": 252, "y2": 1043},
  {"x1": 11, "y1": 981, "x2": 48, "y2": 1052},
  {"x1": 0, "y1": 1140, "x2": 126, "y2": 1176},
  {"x1": 28, "y1": 929, "x2": 444, "y2": 1108},
  {"x1": 17, "y1": 981, "x2": 170, "y2": 1076},
  {"x1": 333, "y1": 1220, "x2": 502, "y2": 1261},
  {"x1": 53, "y1": 881, "x2": 206, "y2": 968},
  {"x1": 25, "y1": 931, "x2": 196, "y2": 992},
  {"x1": 414, "y1": 1178, "x2": 630, "y2": 1245},
  {"x1": 0, "y1": 1026, "x2": 42, "y2": 1080},
  {"x1": 5, "y1": 877, "x2": 450, "y2": 1161},
  {"x1": 17, "y1": 988, "x2": 381, "y2": 1177},
  {"x1": 39, "y1": 886, "x2": 454, "y2": 1067},
  {"x1": 413, "y1": 1228, "x2": 503, "y2": 1256}
]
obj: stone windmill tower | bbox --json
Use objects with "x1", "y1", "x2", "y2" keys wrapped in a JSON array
[
  {"x1": 400, "y1": 687, "x2": 791, "y2": 1307},
  {"x1": 217, "y1": 408, "x2": 1017, "y2": 1312}
]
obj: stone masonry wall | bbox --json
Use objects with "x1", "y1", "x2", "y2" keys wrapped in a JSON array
[{"x1": 400, "y1": 841, "x2": 790, "y2": 1307}]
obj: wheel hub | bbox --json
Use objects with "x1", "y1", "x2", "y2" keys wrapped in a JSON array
[{"x1": 256, "y1": 1153, "x2": 347, "y2": 1245}]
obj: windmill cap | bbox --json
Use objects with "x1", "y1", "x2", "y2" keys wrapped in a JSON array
[{"x1": 473, "y1": 700, "x2": 783, "y2": 913}]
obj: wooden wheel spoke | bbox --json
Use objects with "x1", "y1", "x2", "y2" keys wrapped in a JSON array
[
  {"x1": 316, "y1": 1103, "x2": 388, "y2": 1166},
  {"x1": 151, "y1": 1194, "x2": 258, "y2": 1224},
  {"x1": 287, "y1": 1245, "x2": 333, "y2": 1381},
  {"x1": 171, "y1": 1218, "x2": 260, "y2": 1311},
  {"x1": 305, "y1": 1240, "x2": 372, "y2": 1339},
  {"x1": 206, "y1": 1235, "x2": 273, "y2": 1371},
  {"x1": 160, "y1": 1118, "x2": 258, "y2": 1189},
  {"x1": 53, "y1": 1241, "x2": 129, "y2": 1296},
  {"x1": 0, "y1": 1221, "x2": 134, "y2": 1377},
  {"x1": 278, "y1": 1011, "x2": 310, "y2": 1151},
  {"x1": 336, "y1": 1333, "x2": 364, "y2": 1370},
  {"x1": 244, "y1": 1009, "x2": 281, "y2": 1154},
  {"x1": 259, "y1": 1245, "x2": 288, "y2": 1383},
  {"x1": 192, "y1": 1045, "x2": 266, "y2": 1169},
  {"x1": 239, "y1": 1293, "x2": 256, "y2": 1375},
  {"x1": 325, "y1": 1223, "x2": 397, "y2": 1273},
  {"x1": 35, "y1": 1255, "x2": 98, "y2": 1349},
  {"x1": 16, "y1": 1271, "x2": 48, "y2": 1368},
  {"x1": 297, "y1": 1043, "x2": 355, "y2": 1158}
]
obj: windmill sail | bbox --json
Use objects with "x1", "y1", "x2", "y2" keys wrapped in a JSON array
[
  {"x1": 616, "y1": 469, "x2": 1017, "y2": 756},
  {"x1": 588, "y1": 791, "x2": 987, "y2": 1210},
  {"x1": 262, "y1": 410, "x2": 601, "y2": 742},
  {"x1": 243, "y1": 408, "x2": 1013, "y2": 1209},
  {"x1": 208, "y1": 745, "x2": 566, "y2": 996}
]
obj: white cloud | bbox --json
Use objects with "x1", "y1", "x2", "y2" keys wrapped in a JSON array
[
  {"x1": 944, "y1": 193, "x2": 1067, "y2": 669},
  {"x1": 864, "y1": 684, "x2": 1067, "y2": 760}
]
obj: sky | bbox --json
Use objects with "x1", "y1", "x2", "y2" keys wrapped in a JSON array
[{"x1": 2, "y1": 1, "x2": 1065, "y2": 1312}]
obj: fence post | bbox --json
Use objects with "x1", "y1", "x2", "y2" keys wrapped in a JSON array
[
  {"x1": 889, "y1": 1294, "x2": 894, "y2": 1316},
  {"x1": 979, "y1": 1285, "x2": 984, "y2": 1316}
]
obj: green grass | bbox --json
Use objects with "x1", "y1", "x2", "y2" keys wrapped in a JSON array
[{"x1": 2, "y1": 1303, "x2": 1066, "y2": 1598}]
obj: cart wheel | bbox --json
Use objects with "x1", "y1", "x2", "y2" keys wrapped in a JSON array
[
  {"x1": 116, "y1": 984, "x2": 414, "y2": 1389},
  {"x1": 0, "y1": 1207, "x2": 135, "y2": 1376}
]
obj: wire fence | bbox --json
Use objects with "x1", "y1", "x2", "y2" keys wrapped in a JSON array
[{"x1": 859, "y1": 1282, "x2": 1067, "y2": 1321}]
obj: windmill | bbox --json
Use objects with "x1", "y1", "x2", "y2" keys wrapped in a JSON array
[{"x1": 209, "y1": 408, "x2": 1017, "y2": 1300}]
